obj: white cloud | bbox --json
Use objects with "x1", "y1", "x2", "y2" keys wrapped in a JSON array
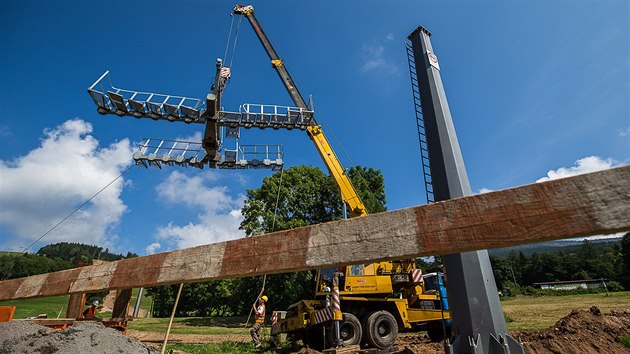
[
  {"x1": 176, "y1": 131, "x2": 202, "y2": 143},
  {"x1": 477, "y1": 187, "x2": 495, "y2": 194},
  {"x1": 536, "y1": 156, "x2": 622, "y2": 182},
  {"x1": 618, "y1": 127, "x2": 630, "y2": 137},
  {"x1": 0, "y1": 119, "x2": 133, "y2": 252},
  {"x1": 151, "y1": 171, "x2": 245, "y2": 251},
  {"x1": 145, "y1": 242, "x2": 161, "y2": 255},
  {"x1": 361, "y1": 35, "x2": 399, "y2": 75},
  {"x1": 582, "y1": 233, "x2": 625, "y2": 241},
  {"x1": 537, "y1": 156, "x2": 625, "y2": 241}
]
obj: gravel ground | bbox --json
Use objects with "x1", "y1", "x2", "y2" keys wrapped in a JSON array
[{"x1": 0, "y1": 321, "x2": 158, "y2": 354}]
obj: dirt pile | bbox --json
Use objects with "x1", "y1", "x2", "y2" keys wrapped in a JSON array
[
  {"x1": 392, "y1": 307, "x2": 630, "y2": 354},
  {"x1": 0, "y1": 321, "x2": 158, "y2": 354},
  {"x1": 513, "y1": 306, "x2": 630, "y2": 354},
  {"x1": 394, "y1": 333, "x2": 445, "y2": 354}
]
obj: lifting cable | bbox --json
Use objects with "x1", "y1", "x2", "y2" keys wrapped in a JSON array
[
  {"x1": 271, "y1": 167, "x2": 284, "y2": 231},
  {"x1": 223, "y1": 13, "x2": 235, "y2": 64},
  {"x1": 222, "y1": 12, "x2": 243, "y2": 78},
  {"x1": 244, "y1": 167, "x2": 284, "y2": 328},
  {"x1": 228, "y1": 15, "x2": 243, "y2": 70},
  {"x1": 20, "y1": 164, "x2": 135, "y2": 253}
]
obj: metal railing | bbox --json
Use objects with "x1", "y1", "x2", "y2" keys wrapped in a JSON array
[
  {"x1": 87, "y1": 71, "x2": 206, "y2": 123},
  {"x1": 133, "y1": 138, "x2": 283, "y2": 171}
]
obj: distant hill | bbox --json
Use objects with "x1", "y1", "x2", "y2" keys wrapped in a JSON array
[
  {"x1": 0, "y1": 242, "x2": 138, "y2": 281},
  {"x1": 37, "y1": 242, "x2": 138, "y2": 264},
  {"x1": 489, "y1": 236, "x2": 622, "y2": 257}
]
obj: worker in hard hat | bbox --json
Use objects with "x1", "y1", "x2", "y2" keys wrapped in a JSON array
[
  {"x1": 250, "y1": 295, "x2": 267, "y2": 349},
  {"x1": 269, "y1": 310, "x2": 280, "y2": 349},
  {"x1": 82, "y1": 300, "x2": 99, "y2": 319}
]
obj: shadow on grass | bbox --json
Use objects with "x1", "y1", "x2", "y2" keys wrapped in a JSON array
[
  {"x1": 182, "y1": 316, "x2": 248, "y2": 328},
  {"x1": 168, "y1": 341, "x2": 302, "y2": 354}
]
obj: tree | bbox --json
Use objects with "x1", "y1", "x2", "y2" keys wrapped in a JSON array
[
  {"x1": 240, "y1": 165, "x2": 387, "y2": 235},
  {"x1": 36, "y1": 242, "x2": 137, "y2": 264},
  {"x1": 489, "y1": 238, "x2": 625, "y2": 294},
  {"x1": 237, "y1": 165, "x2": 386, "y2": 313},
  {"x1": 622, "y1": 232, "x2": 630, "y2": 289},
  {"x1": 240, "y1": 165, "x2": 342, "y2": 235},
  {"x1": 0, "y1": 253, "x2": 72, "y2": 280},
  {"x1": 347, "y1": 166, "x2": 386, "y2": 214},
  {"x1": 147, "y1": 164, "x2": 387, "y2": 317}
]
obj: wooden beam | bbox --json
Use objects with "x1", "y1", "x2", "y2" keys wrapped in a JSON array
[
  {"x1": 1, "y1": 167, "x2": 628, "y2": 301},
  {"x1": 65, "y1": 293, "x2": 86, "y2": 318},
  {"x1": 111, "y1": 289, "x2": 132, "y2": 320}
]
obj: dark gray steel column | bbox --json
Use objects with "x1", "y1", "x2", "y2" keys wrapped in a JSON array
[{"x1": 408, "y1": 26, "x2": 523, "y2": 354}]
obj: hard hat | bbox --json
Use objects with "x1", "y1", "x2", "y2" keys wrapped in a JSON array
[
  {"x1": 93, "y1": 301, "x2": 99, "y2": 306},
  {"x1": 261, "y1": 295, "x2": 268, "y2": 302}
]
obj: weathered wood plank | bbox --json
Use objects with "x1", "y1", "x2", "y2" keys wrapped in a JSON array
[
  {"x1": 111, "y1": 289, "x2": 132, "y2": 319},
  {"x1": 65, "y1": 293, "x2": 86, "y2": 318},
  {"x1": 1, "y1": 167, "x2": 628, "y2": 301}
]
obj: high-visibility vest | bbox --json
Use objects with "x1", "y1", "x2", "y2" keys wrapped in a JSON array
[
  {"x1": 255, "y1": 304, "x2": 266, "y2": 323},
  {"x1": 83, "y1": 306, "x2": 97, "y2": 319}
]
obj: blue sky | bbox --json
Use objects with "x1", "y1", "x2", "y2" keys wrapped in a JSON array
[{"x1": 1, "y1": 1, "x2": 628, "y2": 255}]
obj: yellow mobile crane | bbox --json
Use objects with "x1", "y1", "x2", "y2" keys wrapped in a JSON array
[{"x1": 234, "y1": 5, "x2": 450, "y2": 350}]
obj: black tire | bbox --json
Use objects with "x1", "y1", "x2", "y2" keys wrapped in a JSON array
[
  {"x1": 327, "y1": 312, "x2": 362, "y2": 347},
  {"x1": 426, "y1": 321, "x2": 450, "y2": 342},
  {"x1": 364, "y1": 310, "x2": 398, "y2": 349}
]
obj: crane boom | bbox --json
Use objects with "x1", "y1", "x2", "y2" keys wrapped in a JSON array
[
  {"x1": 234, "y1": 4, "x2": 367, "y2": 217},
  {"x1": 231, "y1": 7, "x2": 451, "y2": 349}
]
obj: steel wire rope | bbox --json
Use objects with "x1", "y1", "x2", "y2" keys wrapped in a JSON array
[
  {"x1": 244, "y1": 167, "x2": 284, "y2": 328},
  {"x1": 223, "y1": 13, "x2": 235, "y2": 64},
  {"x1": 228, "y1": 15, "x2": 243, "y2": 71},
  {"x1": 271, "y1": 166, "x2": 284, "y2": 231},
  {"x1": 20, "y1": 164, "x2": 135, "y2": 253}
]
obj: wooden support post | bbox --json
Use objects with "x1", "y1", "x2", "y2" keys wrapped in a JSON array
[
  {"x1": 65, "y1": 293, "x2": 86, "y2": 318},
  {"x1": 161, "y1": 283, "x2": 184, "y2": 354},
  {"x1": 111, "y1": 289, "x2": 133, "y2": 321}
]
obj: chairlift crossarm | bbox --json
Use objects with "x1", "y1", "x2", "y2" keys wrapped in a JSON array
[{"x1": 132, "y1": 138, "x2": 283, "y2": 171}]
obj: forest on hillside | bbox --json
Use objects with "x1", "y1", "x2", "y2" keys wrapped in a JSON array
[{"x1": 0, "y1": 242, "x2": 137, "y2": 280}]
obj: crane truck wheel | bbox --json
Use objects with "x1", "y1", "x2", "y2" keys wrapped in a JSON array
[
  {"x1": 326, "y1": 312, "x2": 362, "y2": 347},
  {"x1": 364, "y1": 310, "x2": 398, "y2": 349}
]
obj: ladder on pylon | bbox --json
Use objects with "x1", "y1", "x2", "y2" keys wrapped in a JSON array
[{"x1": 405, "y1": 42, "x2": 434, "y2": 204}]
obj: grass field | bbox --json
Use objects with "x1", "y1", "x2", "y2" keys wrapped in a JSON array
[
  {"x1": 4, "y1": 291, "x2": 628, "y2": 330},
  {"x1": 122, "y1": 291, "x2": 630, "y2": 336},
  {"x1": 125, "y1": 292, "x2": 630, "y2": 334},
  {"x1": 164, "y1": 342, "x2": 279, "y2": 354},
  {"x1": 0, "y1": 295, "x2": 70, "y2": 319},
  {"x1": 128, "y1": 316, "x2": 247, "y2": 334},
  {"x1": 3, "y1": 290, "x2": 629, "y2": 353},
  {"x1": 0, "y1": 288, "x2": 152, "y2": 319},
  {"x1": 501, "y1": 291, "x2": 630, "y2": 330}
]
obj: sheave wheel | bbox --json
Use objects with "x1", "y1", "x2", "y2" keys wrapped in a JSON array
[
  {"x1": 364, "y1": 310, "x2": 398, "y2": 349},
  {"x1": 326, "y1": 312, "x2": 362, "y2": 347}
]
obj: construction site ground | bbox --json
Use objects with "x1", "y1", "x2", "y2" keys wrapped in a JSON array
[
  {"x1": 128, "y1": 292, "x2": 630, "y2": 353},
  {"x1": 2, "y1": 293, "x2": 629, "y2": 353}
]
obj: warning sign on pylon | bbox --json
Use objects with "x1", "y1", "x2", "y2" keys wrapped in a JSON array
[{"x1": 427, "y1": 50, "x2": 440, "y2": 70}]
